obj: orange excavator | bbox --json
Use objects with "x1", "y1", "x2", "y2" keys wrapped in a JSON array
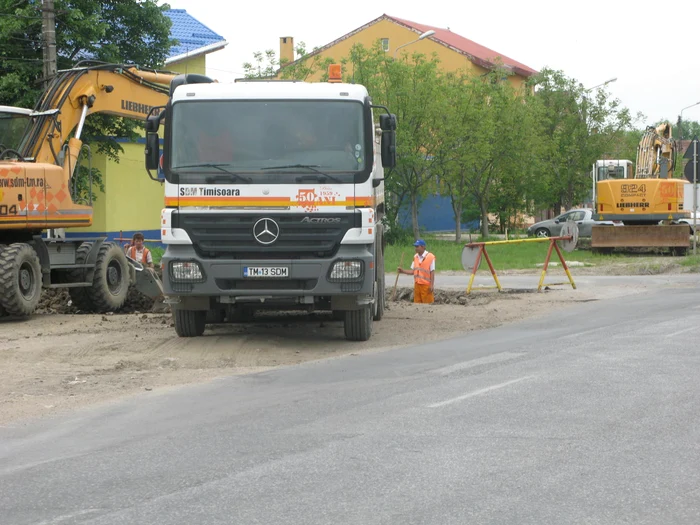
[{"x1": 0, "y1": 62, "x2": 178, "y2": 317}]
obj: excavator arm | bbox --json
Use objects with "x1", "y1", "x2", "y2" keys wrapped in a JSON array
[
  {"x1": 635, "y1": 123, "x2": 676, "y2": 179},
  {"x1": 17, "y1": 62, "x2": 178, "y2": 181}
]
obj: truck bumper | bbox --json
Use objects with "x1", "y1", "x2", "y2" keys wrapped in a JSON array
[{"x1": 160, "y1": 244, "x2": 375, "y2": 310}]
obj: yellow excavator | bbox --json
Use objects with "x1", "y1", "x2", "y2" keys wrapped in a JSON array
[
  {"x1": 592, "y1": 122, "x2": 690, "y2": 254},
  {"x1": 0, "y1": 62, "x2": 177, "y2": 317}
]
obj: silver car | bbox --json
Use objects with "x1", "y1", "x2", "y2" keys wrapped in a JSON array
[{"x1": 527, "y1": 208, "x2": 620, "y2": 238}]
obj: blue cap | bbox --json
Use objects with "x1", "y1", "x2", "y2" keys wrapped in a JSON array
[{"x1": 413, "y1": 239, "x2": 426, "y2": 247}]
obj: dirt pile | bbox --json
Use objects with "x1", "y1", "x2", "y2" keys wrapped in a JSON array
[
  {"x1": 390, "y1": 286, "x2": 535, "y2": 305},
  {"x1": 36, "y1": 284, "x2": 160, "y2": 315}
]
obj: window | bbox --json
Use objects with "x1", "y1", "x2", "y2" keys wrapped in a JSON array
[
  {"x1": 381, "y1": 38, "x2": 389, "y2": 52},
  {"x1": 169, "y1": 99, "x2": 369, "y2": 185}
]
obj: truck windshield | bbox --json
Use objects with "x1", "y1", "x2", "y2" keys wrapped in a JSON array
[
  {"x1": 0, "y1": 110, "x2": 32, "y2": 159},
  {"x1": 169, "y1": 100, "x2": 368, "y2": 184},
  {"x1": 597, "y1": 166, "x2": 626, "y2": 181}
]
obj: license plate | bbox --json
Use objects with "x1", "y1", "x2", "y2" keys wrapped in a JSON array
[{"x1": 243, "y1": 266, "x2": 289, "y2": 278}]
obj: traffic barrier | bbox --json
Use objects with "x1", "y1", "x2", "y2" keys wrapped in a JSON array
[{"x1": 461, "y1": 222, "x2": 579, "y2": 294}]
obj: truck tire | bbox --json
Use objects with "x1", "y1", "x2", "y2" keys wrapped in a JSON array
[
  {"x1": 174, "y1": 309, "x2": 206, "y2": 337},
  {"x1": 85, "y1": 242, "x2": 130, "y2": 313},
  {"x1": 344, "y1": 305, "x2": 373, "y2": 342},
  {"x1": 0, "y1": 243, "x2": 42, "y2": 317},
  {"x1": 67, "y1": 242, "x2": 94, "y2": 312}
]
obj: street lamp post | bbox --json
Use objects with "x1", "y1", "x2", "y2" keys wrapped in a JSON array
[
  {"x1": 394, "y1": 30, "x2": 436, "y2": 59},
  {"x1": 584, "y1": 77, "x2": 617, "y2": 92}
]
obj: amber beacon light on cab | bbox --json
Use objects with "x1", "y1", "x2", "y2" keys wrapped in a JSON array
[{"x1": 145, "y1": 64, "x2": 397, "y2": 341}]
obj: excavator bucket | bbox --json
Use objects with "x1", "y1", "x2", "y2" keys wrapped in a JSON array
[
  {"x1": 126, "y1": 256, "x2": 164, "y2": 298},
  {"x1": 134, "y1": 267, "x2": 164, "y2": 298}
]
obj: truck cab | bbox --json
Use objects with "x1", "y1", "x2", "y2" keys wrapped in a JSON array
[{"x1": 145, "y1": 69, "x2": 397, "y2": 341}]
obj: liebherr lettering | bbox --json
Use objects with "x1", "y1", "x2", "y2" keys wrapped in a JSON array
[
  {"x1": 616, "y1": 202, "x2": 650, "y2": 208},
  {"x1": 120, "y1": 100, "x2": 161, "y2": 116}
]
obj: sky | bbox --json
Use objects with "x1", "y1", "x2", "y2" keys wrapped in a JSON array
[{"x1": 164, "y1": 0, "x2": 700, "y2": 128}]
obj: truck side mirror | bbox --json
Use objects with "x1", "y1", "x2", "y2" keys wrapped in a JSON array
[
  {"x1": 379, "y1": 113, "x2": 397, "y2": 169},
  {"x1": 145, "y1": 132, "x2": 160, "y2": 171},
  {"x1": 379, "y1": 113, "x2": 397, "y2": 131},
  {"x1": 381, "y1": 129, "x2": 396, "y2": 169},
  {"x1": 145, "y1": 106, "x2": 165, "y2": 132}
]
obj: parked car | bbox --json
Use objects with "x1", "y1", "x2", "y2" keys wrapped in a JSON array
[
  {"x1": 676, "y1": 212, "x2": 698, "y2": 234},
  {"x1": 527, "y1": 208, "x2": 621, "y2": 238}
]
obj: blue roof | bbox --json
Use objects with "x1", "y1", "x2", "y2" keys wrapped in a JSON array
[{"x1": 164, "y1": 9, "x2": 227, "y2": 62}]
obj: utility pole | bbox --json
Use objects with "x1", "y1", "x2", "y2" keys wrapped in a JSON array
[{"x1": 41, "y1": 0, "x2": 57, "y2": 88}]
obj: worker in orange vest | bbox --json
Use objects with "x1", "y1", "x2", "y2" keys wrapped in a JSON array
[
  {"x1": 397, "y1": 239, "x2": 435, "y2": 304},
  {"x1": 125, "y1": 232, "x2": 154, "y2": 269}
]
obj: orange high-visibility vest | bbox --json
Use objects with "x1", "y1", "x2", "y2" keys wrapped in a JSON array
[
  {"x1": 129, "y1": 246, "x2": 150, "y2": 264},
  {"x1": 413, "y1": 252, "x2": 435, "y2": 286}
]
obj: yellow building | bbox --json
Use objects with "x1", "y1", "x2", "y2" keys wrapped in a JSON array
[
  {"x1": 277, "y1": 14, "x2": 537, "y2": 89},
  {"x1": 69, "y1": 9, "x2": 227, "y2": 247}
]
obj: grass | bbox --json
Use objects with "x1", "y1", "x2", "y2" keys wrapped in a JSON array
[
  {"x1": 678, "y1": 254, "x2": 700, "y2": 272},
  {"x1": 385, "y1": 236, "x2": 626, "y2": 272},
  {"x1": 147, "y1": 245, "x2": 164, "y2": 265}
]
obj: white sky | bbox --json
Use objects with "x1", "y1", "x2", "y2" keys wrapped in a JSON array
[{"x1": 165, "y1": 0, "x2": 700, "y2": 128}]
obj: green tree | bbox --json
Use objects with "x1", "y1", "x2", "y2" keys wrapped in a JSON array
[
  {"x1": 345, "y1": 42, "x2": 444, "y2": 239},
  {"x1": 0, "y1": 0, "x2": 175, "y2": 200},
  {"x1": 242, "y1": 42, "x2": 335, "y2": 80},
  {"x1": 527, "y1": 67, "x2": 633, "y2": 213},
  {"x1": 434, "y1": 67, "x2": 538, "y2": 238}
]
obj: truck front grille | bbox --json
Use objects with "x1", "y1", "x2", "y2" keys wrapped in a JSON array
[{"x1": 174, "y1": 212, "x2": 358, "y2": 260}]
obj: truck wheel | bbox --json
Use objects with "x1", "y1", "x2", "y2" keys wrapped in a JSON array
[
  {"x1": 0, "y1": 243, "x2": 42, "y2": 317},
  {"x1": 85, "y1": 242, "x2": 130, "y2": 313},
  {"x1": 68, "y1": 242, "x2": 94, "y2": 312},
  {"x1": 344, "y1": 305, "x2": 373, "y2": 342},
  {"x1": 174, "y1": 309, "x2": 206, "y2": 337}
]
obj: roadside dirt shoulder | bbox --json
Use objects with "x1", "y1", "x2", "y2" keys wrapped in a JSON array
[{"x1": 0, "y1": 283, "x2": 638, "y2": 426}]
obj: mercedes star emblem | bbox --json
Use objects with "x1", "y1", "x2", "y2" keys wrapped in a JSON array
[{"x1": 253, "y1": 218, "x2": 280, "y2": 245}]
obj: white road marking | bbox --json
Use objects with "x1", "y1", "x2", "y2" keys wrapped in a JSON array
[
  {"x1": 427, "y1": 376, "x2": 534, "y2": 408},
  {"x1": 432, "y1": 352, "x2": 524, "y2": 376},
  {"x1": 560, "y1": 326, "x2": 610, "y2": 340},
  {"x1": 666, "y1": 326, "x2": 698, "y2": 338},
  {"x1": 34, "y1": 509, "x2": 101, "y2": 525}
]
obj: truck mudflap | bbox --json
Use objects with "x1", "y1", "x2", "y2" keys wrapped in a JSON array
[{"x1": 126, "y1": 256, "x2": 165, "y2": 299}]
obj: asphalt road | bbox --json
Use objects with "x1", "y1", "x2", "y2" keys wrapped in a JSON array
[{"x1": 2, "y1": 279, "x2": 700, "y2": 524}]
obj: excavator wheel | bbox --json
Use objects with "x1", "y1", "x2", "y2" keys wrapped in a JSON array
[
  {"x1": 85, "y1": 242, "x2": 130, "y2": 313},
  {"x1": 0, "y1": 243, "x2": 42, "y2": 317},
  {"x1": 67, "y1": 242, "x2": 95, "y2": 312}
]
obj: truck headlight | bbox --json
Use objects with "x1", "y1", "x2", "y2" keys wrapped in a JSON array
[
  {"x1": 170, "y1": 261, "x2": 205, "y2": 282},
  {"x1": 329, "y1": 260, "x2": 363, "y2": 282}
]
